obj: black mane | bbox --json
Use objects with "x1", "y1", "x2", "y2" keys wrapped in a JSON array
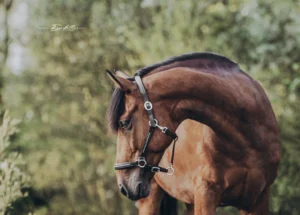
[
  {"x1": 135, "y1": 52, "x2": 238, "y2": 77},
  {"x1": 108, "y1": 52, "x2": 239, "y2": 132}
]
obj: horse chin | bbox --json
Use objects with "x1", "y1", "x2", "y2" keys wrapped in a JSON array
[
  {"x1": 126, "y1": 182, "x2": 152, "y2": 201},
  {"x1": 134, "y1": 183, "x2": 151, "y2": 201}
]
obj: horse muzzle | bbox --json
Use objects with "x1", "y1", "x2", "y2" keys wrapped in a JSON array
[{"x1": 119, "y1": 181, "x2": 151, "y2": 200}]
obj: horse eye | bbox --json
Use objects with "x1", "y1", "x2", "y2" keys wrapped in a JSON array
[{"x1": 119, "y1": 120, "x2": 132, "y2": 130}]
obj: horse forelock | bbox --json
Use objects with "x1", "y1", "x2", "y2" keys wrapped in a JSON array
[{"x1": 107, "y1": 88, "x2": 125, "y2": 133}]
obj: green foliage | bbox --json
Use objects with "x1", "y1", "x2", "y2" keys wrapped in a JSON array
[
  {"x1": 1, "y1": 0, "x2": 300, "y2": 214},
  {"x1": 0, "y1": 112, "x2": 28, "y2": 214}
]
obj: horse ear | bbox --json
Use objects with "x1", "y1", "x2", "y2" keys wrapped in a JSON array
[
  {"x1": 116, "y1": 71, "x2": 130, "y2": 79},
  {"x1": 106, "y1": 70, "x2": 135, "y2": 92}
]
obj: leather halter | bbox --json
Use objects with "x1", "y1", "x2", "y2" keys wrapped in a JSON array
[{"x1": 114, "y1": 75, "x2": 178, "y2": 175}]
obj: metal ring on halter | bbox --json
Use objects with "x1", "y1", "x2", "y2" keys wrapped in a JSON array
[
  {"x1": 167, "y1": 164, "x2": 175, "y2": 176},
  {"x1": 149, "y1": 119, "x2": 158, "y2": 126},
  {"x1": 137, "y1": 157, "x2": 147, "y2": 168},
  {"x1": 144, "y1": 101, "x2": 153, "y2": 110},
  {"x1": 148, "y1": 119, "x2": 169, "y2": 134}
]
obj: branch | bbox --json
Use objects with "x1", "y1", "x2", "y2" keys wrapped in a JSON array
[{"x1": 0, "y1": 0, "x2": 13, "y2": 106}]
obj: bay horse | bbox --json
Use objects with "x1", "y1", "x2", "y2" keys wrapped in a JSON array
[{"x1": 106, "y1": 53, "x2": 281, "y2": 215}]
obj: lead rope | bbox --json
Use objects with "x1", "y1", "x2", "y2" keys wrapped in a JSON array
[{"x1": 167, "y1": 137, "x2": 177, "y2": 175}]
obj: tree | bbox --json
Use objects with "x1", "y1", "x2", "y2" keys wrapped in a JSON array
[{"x1": 0, "y1": 1, "x2": 29, "y2": 214}]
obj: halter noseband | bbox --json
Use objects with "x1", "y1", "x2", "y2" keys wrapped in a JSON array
[{"x1": 114, "y1": 75, "x2": 178, "y2": 175}]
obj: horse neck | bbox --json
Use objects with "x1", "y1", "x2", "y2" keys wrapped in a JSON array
[{"x1": 144, "y1": 67, "x2": 255, "y2": 144}]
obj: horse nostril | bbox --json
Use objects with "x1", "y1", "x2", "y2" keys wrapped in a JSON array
[{"x1": 119, "y1": 184, "x2": 129, "y2": 197}]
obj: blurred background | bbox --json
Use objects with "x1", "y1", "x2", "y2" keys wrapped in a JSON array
[{"x1": 0, "y1": 0, "x2": 299, "y2": 214}]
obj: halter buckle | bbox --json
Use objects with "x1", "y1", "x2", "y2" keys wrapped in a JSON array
[
  {"x1": 161, "y1": 127, "x2": 168, "y2": 133},
  {"x1": 167, "y1": 164, "x2": 175, "y2": 176},
  {"x1": 149, "y1": 119, "x2": 168, "y2": 133},
  {"x1": 137, "y1": 157, "x2": 147, "y2": 168},
  {"x1": 144, "y1": 101, "x2": 153, "y2": 110},
  {"x1": 151, "y1": 167, "x2": 160, "y2": 172}
]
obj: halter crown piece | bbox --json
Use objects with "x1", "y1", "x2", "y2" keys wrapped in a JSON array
[{"x1": 114, "y1": 75, "x2": 178, "y2": 176}]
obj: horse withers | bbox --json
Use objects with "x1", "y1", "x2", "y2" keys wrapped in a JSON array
[{"x1": 107, "y1": 53, "x2": 281, "y2": 215}]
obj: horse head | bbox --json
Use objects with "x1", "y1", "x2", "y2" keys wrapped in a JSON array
[{"x1": 107, "y1": 70, "x2": 178, "y2": 200}]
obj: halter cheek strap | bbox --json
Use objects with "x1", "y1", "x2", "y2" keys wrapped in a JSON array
[
  {"x1": 134, "y1": 76, "x2": 156, "y2": 127},
  {"x1": 114, "y1": 75, "x2": 178, "y2": 175}
]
